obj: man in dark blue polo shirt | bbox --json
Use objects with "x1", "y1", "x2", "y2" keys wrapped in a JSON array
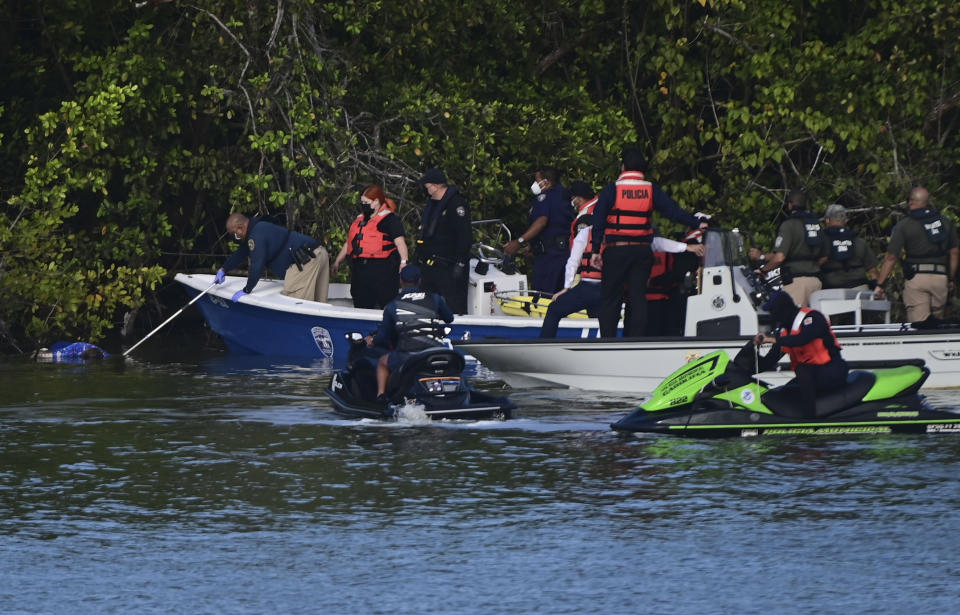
[
  {"x1": 216, "y1": 213, "x2": 330, "y2": 302},
  {"x1": 504, "y1": 166, "x2": 575, "y2": 294}
]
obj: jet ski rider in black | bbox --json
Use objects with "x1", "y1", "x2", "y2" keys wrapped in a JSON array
[{"x1": 365, "y1": 264, "x2": 455, "y2": 403}]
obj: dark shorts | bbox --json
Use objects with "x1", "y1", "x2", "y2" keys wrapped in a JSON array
[{"x1": 387, "y1": 351, "x2": 411, "y2": 372}]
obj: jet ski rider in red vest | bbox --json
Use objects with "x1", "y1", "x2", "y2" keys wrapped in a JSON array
[
  {"x1": 589, "y1": 147, "x2": 707, "y2": 337},
  {"x1": 753, "y1": 290, "x2": 849, "y2": 418}
]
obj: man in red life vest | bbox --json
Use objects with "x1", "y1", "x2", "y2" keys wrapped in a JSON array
[
  {"x1": 753, "y1": 290, "x2": 849, "y2": 418},
  {"x1": 541, "y1": 181, "x2": 704, "y2": 337},
  {"x1": 590, "y1": 147, "x2": 706, "y2": 337}
]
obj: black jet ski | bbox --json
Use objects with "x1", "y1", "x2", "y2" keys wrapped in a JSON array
[
  {"x1": 325, "y1": 329, "x2": 515, "y2": 421},
  {"x1": 612, "y1": 340, "x2": 960, "y2": 437}
]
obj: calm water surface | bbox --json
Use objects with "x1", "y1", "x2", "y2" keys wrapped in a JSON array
[{"x1": 2, "y1": 347, "x2": 960, "y2": 614}]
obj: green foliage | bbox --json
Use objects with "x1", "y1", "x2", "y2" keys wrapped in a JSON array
[
  {"x1": 3, "y1": 84, "x2": 166, "y2": 342},
  {"x1": 3, "y1": 0, "x2": 960, "y2": 349}
]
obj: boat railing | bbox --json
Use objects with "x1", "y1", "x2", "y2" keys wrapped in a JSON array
[{"x1": 809, "y1": 288, "x2": 892, "y2": 327}]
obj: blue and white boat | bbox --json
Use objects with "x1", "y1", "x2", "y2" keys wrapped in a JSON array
[{"x1": 175, "y1": 255, "x2": 603, "y2": 363}]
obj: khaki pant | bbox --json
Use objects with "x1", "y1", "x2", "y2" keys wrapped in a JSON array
[
  {"x1": 783, "y1": 275, "x2": 822, "y2": 308},
  {"x1": 283, "y1": 246, "x2": 330, "y2": 302},
  {"x1": 903, "y1": 273, "x2": 948, "y2": 322}
]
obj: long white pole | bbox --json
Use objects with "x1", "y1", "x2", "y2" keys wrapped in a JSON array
[{"x1": 123, "y1": 283, "x2": 217, "y2": 357}]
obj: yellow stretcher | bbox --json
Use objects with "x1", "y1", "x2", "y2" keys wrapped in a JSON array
[{"x1": 495, "y1": 291, "x2": 589, "y2": 319}]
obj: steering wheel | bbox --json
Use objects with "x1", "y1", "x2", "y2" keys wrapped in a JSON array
[{"x1": 473, "y1": 242, "x2": 506, "y2": 265}]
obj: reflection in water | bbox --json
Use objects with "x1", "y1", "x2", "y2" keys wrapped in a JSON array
[{"x1": 1, "y1": 355, "x2": 960, "y2": 614}]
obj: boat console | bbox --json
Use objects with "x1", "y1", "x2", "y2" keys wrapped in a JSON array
[{"x1": 682, "y1": 228, "x2": 892, "y2": 336}]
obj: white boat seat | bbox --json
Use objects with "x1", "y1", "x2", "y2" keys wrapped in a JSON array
[{"x1": 809, "y1": 288, "x2": 891, "y2": 325}]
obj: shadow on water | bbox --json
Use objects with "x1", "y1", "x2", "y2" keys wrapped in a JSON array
[{"x1": 2, "y1": 344, "x2": 960, "y2": 614}]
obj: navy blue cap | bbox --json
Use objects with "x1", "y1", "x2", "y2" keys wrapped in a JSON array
[{"x1": 400, "y1": 264, "x2": 422, "y2": 282}]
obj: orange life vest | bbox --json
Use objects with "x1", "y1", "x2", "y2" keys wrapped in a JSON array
[
  {"x1": 779, "y1": 308, "x2": 840, "y2": 369},
  {"x1": 646, "y1": 251, "x2": 677, "y2": 300},
  {"x1": 571, "y1": 197, "x2": 601, "y2": 280},
  {"x1": 347, "y1": 209, "x2": 397, "y2": 259},
  {"x1": 604, "y1": 171, "x2": 654, "y2": 244}
]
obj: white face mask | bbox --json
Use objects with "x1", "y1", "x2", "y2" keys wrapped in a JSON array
[{"x1": 530, "y1": 180, "x2": 542, "y2": 196}]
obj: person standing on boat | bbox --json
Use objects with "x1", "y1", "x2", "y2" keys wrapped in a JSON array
[
  {"x1": 874, "y1": 186, "x2": 959, "y2": 322},
  {"x1": 366, "y1": 265, "x2": 455, "y2": 403},
  {"x1": 753, "y1": 290, "x2": 848, "y2": 418},
  {"x1": 539, "y1": 181, "x2": 600, "y2": 337},
  {"x1": 818, "y1": 204, "x2": 878, "y2": 291},
  {"x1": 415, "y1": 168, "x2": 472, "y2": 314},
  {"x1": 589, "y1": 147, "x2": 706, "y2": 337},
  {"x1": 644, "y1": 225, "x2": 706, "y2": 337},
  {"x1": 332, "y1": 185, "x2": 409, "y2": 309},
  {"x1": 504, "y1": 166, "x2": 575, "y2": 295},
  {"x1": 216, "y1": 213, "x2": 330, "y2": 303},
  {"x1": 540, "y1": 180, "x2": 704, "y2": 337},
  {"x1": 750, "y1": 189, "x2": 827, "y2": 308}
]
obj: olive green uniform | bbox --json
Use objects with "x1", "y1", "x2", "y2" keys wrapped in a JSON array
[
  {"x1": 822, "y1": 236, "x2": 878, "y2": 289},
  {"x1": 774, "y1": 216, "x2": 828, "y2": 307},
  {"x1": 886, "y1": 213, "x2": 959, "y2": 321}
]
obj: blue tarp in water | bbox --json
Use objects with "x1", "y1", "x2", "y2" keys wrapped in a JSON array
[{"x1": 39, "y1": 342, "x2": 109, "y2": 362}]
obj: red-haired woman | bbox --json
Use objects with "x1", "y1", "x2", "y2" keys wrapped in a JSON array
[{"x1": 332, "y1": 185, "x2": 409, "y2": 309}]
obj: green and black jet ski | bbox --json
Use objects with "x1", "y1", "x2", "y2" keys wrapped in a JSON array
[{"x1": 611, "y1": 341, "x2": 960, "y2": 437}]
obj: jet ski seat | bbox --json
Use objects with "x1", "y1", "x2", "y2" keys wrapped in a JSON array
[
  {"x1": 762, "y1": 370, "x2": 877, "y2": 418},
  {"x1": 811, "y1": 370, "x2": 877, "y2": 417},
  {"x1": 385, "y1": 347, "x2": 466, "y2": 399}
]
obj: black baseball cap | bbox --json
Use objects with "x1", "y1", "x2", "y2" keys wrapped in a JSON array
[{"x1": 418, "y1": 168, "x2": 447, "y2": 185}]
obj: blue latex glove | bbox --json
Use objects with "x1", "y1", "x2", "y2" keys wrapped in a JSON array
[
  {"x1": 231, "y1": 290, "x2": 248, "y2": 303},
  {"x1": 214, "y1": 268, "x2": 226, "y2": 284}
]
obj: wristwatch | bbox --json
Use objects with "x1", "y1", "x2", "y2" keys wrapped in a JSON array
[{"x1": 518, "y1": 236, "x2": 526, "y2": 244}]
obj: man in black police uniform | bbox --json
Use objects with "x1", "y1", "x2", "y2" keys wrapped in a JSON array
[
  {"x1": 366, "y1": 265, "x2": 455, "y2": 402},
  {"x1": 589, "y1": 147, "x2": 704, "y2": 337},
  {"x1": 415, "y1": 168, "x2": 473, "y2": 314}
]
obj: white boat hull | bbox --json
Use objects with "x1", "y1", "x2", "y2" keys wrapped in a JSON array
[{"x1": 456, "y1": 329, "x2": 960, "y2": 392}]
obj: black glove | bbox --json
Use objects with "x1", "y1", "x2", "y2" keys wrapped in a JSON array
[{"x1": 452, "y1": 261, "x2": 467, "y2": 281}]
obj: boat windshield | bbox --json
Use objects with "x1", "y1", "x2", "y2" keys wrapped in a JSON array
[{"x1": 703, "y1": 228, "x2": 748, "y2": 267}]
